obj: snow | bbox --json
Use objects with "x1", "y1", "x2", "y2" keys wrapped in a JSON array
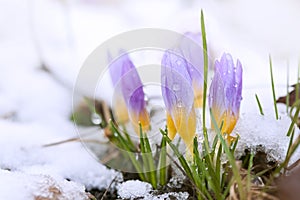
[
  {"x1": 146, "y1": 192, "x2": 189, "y2": 200},
  {"x1": 0, "y1": 0, "x2": 122, "y2": 198},
  {"x1": 1, "y1": 0, "x2": 300, "y2": 199},
  {"x1": 233, "y1": 87, "x2": 300, "y2": 163},
  {"x1": 117, "y1": 180, "x2": 189, "y2": 200},
  {"x1": 117, "y1": 180, "x2": 152, "y2": 199},
  {"x1": 0, "y1": 169, "x2": 89, "y2": 200}
]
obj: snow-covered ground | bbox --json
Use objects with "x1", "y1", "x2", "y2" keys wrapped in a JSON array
[{"x1": 1, "y1": 0, "x2": 300, "y2": 199}]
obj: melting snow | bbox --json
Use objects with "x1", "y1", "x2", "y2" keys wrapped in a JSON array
[{"x1": 234, "y1": 87, "x2": 300, "y2": 164}]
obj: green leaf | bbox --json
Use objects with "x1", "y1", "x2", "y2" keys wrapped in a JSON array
[
  {"x1": 110, "y1": 121, "x2": 146, "y2": 181},
  {"x1": 158, "y1": 136, "x2": 167, "y2": 186},
  {"x1": 160, "y1": 129, "x2": 194, "y2": 181},
  {"x1": 140, "y1": 123, "x2": 157, "y2": 188}
]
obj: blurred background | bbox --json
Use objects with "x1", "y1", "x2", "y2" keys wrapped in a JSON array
[
  {"x1": 2, "y1": 0, "x2": 300, "y2": 88},
  {"x1": 0, "y1": 1, "x2": 299, "y2": 197},
  {"x1": 1, "y1": 0, "x2": 300, "y2": 122}
]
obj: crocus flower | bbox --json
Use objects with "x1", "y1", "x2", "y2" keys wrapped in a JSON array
[
  {"x1": 109, "y1": 52, "x2": 129, "y2": 124},
  {"x1": 209, "y1": 53, "x2": 242, "y2": 142},
  {"x1": 161, "y1": 49, "x2": 196, "y2": 154},
  {"x1": 180, "y1": 32, "x2": 204, "y2": 108},
  {"x1": 118, "y1": 52, "x2": 150, "y2": 133}
]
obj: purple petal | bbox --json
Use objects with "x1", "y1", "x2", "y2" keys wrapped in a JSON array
[
  {"x1": 119, "y1": 53, "x2": 146, "y2": 116},
  {"x1": 209, "y1": 60, "x2": 226, "y2": 114},
  {"x1": 180, "y1": 32, "x2": 204, "y2": 88},
  {"x1": 161, "y1": 49, "x2": 194, "y2": 117},
  {"x1": 109, "y1": 51, "x2": 123, "y2": 87}
]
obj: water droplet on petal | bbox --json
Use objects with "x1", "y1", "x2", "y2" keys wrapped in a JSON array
[
  {"x1": 144, "y1": 95, "x2": 149, "y2": 102},
  {"x1": 172, "y1": 83, "x2": 180, "y2": 91},
  {"x1": 177, "y1": 100, "x2": 184, "y2": 108},
  {"x1": 176, "y1": 60, "x2": 182, "y2": 65}
]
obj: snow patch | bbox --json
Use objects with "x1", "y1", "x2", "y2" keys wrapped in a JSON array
[
  {"x1": 233, "y1": 88, "x2": 300, "y2": 164},
  {"x1": 0, "y1": 169, "x2": 89, "y2": 200},
  {"x1": 118, "y1": 180, "x2": 152, "y2": 199},
  {"x1": 144, "y1": 192, "x2": 189, "y2": 200},
  {"x1": 117, "y1": 180, "x2": 189, "y2": 200}
]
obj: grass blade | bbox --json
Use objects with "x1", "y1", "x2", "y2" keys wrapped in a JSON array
[
  {"x1": 286, "y1": 61, "x2": 289, "y2": 113},
  {"x1": 192, "y1": 136, "x2": 214, "y2": 199},
  {"x1": 190, "y1": 164, "x2": 213, "y2": 200},
  {"x1": 296, "y1": 61, "x2": 300, "y2": 101},
  {"x1": 110, "y1": 121, "x2": 146, "y2": 181},
  {"x1": 143, "y1": 131, "x2": 157, "y2": 188},
  {"x1": 139, "y1": 125, "x2": 149, "y2": 181},
  {"x1": 215, "y1": 141, "x2": 223, "y2": 188},
  {"x1": 246, "y1": 153, "x2": 254, "y2": 192},
  {"x1": 193, "y1": 137, "x2": 202, "y2": 174},
  {"x1": 230, "y1": 135, "x2": 239, "y2": 153},
  {"x1": 201, "y1": 9, "x2": 208, "y2": 131},
  {"x1": 139, "y1": 124, "x2": 157, "y2": 188},
  {"x1": 286, "y1": 101, "x2": 300, "y2": 136},
  {"x1": 210, "y1": 110, "x2": 245, "y2": 200},
  {"x1": 122, "y1": 125, "x2": 136, "y2": 151},
  {"x1": 255, "y1": 94, "x2": 264, "y2": 115},
  {"x1": 269, "y1": 55, "x2": 279, "y2": 120},
  {"x1": 160, "y1": 129, "x2": 194, "y2": 181}
]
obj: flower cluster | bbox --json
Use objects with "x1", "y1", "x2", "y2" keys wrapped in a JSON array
[{"x1": 109, "y1": 40, "x2": 243, "y2": 150}]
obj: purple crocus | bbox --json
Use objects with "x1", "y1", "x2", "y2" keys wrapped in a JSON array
[
  {"x1": 180, "y1": 32, "x2": 204, "y2": 108},
  {"x1": 109, "y1": 52, "x2": 129, "y2": 124},
  {"x1": 209, "y1": 53, "x2": 242, "y2": 142},
  {"x1": 109, "y1": 52, "x2": 150, "y2": 132},
  {"x1": 120, "y1": 53, "x2": 150, "y2": 132},
  {"x1": 161, "y1": 49, "x2": 196, "y2": 154}
]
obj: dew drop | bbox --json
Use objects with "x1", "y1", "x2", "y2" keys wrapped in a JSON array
[
  {"x1": 91, "y1": 113, "x2": 102, "y2": 125},
  {"x1": 176, "y1": 60, "x2": 182, "y2": 65},
  {"x1": 172, "y1": 83, "x2": 180, "y2": 91},
  {"x1": 144, "y1": 95, "x2": 149, "y2": 102},
  {"x1": 177, "y1": 100, "x2": 184, "y2": 108},
  {"x1": 135, "y1": 153, "x2": 139, "y2": 160}
]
